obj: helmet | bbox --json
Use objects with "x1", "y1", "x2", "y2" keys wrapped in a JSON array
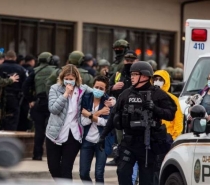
[
  {"x1": 68, "y1": 51, "x2": 84, "y2": 66},
  {"x1": 190, "y1": 105, "x2": 206, "y2": 118},
  {"x1": 80, "y1": 54, "x2": 93, "y2": 66},
  {"x1": 113, "y1": 39, "x2": 129, "y2": 49},
  {"x1": 98, "y1": 59, "x2": 110, "y2": 66},
  {"x1": 147, "y1": 60, "x2": 157, "y2": 71},
  {"x1": 38, "y1": 52, "x2": 52, "y2": 63},
  {"x1": 50, "y1": 55, "x2": 60, "y2": 67},
  {"x1": 164, "y1": 67, "x2": 174, "y2": 78},
  {"x1": 124, "y1": 50, "x2": 137, "y2": 60},
  {"x1": 173, "y1": 67, "x2": 183, "y2": 80},
  {"x1": 130, "y1": 61, "x2": 154, "y2": 77}
]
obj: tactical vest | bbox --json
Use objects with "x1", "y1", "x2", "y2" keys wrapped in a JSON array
[
  {"x1": 122, "y1": 89, "x2": 155, "y2": 130},
  {"x1": 34, "y1": 64, "x2": 56, "y2": 95}
]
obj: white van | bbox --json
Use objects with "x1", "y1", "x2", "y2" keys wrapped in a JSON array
[{"x1": 179, "y1": 19, "x2": 210, "y2": 124}]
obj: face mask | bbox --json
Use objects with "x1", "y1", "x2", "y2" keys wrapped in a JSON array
[
  {"x1": 124, "y1": 63, "x2": 132, "y2": 74},
  {"x1": 154, "y1": 80, "x2": 164, "y2": 88},
  {"x1": 208, "y1": 80, "x2": 210, "y2": 87},
  {"x1": 93, "y1": 88, "x2": 105, "y2": 98},
  {"x1": 64, "y1": 79, "x2": 75, "y2": 86},
  {"x1": 115, "y1": 49, "x2": 124, "y2": 57}
]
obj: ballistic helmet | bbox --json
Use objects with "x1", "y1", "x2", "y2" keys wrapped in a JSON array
[
  {"x1": 68, "y1": 51, "x2": 84, "y2": 66},
  {"x1": 38, "y1": 52, "x2": 52, "y2": 63},
  {"x1": 130, "y1": 61, "x2": 154, "y2": 77},
  {"x1": 147, "y1": 60, "x2": 157, "y2": 71},
  {"x1": 98, "y1": 59, "x2": 110, "y2": 66},
  {"x1": 190, "y1": 105, "x2": 206, "y2": 118},
  {"x1": 173, "y1": 67, "x2": 183, "y2": 80},
  {"x1": 113, "y1": 39, "x2": 129, "y2": 49},
  {"x1": 50, "y1": 55, "x2": 60, "y2": 67},
  {"x1": 164, "y1": 67, "x2": 174, "y2": 78}
]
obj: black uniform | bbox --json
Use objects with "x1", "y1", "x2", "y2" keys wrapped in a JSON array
[
  {"x1": 0, "y1": 60, "x2": 26, "y2": 130},
  {"x1": 18, "y1": 64, "x2": 34, "y2": 131},
  {"x1": 100, "y1": 82, "x2": 177, "y2": 185}
]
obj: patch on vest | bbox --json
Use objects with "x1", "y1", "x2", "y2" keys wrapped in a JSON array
[{"x1": 128, "y1": 97, "x2": 142, "y2": 103}]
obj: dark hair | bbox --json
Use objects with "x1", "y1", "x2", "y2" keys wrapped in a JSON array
[
  {"x1": 16, "y1": 55, "x2": 24, "y2": 64},
  {"x1": 25, "y1": 55, "x2": 35, "y2": 63},
  {"x1": 93, "y1": 75, "x2": 109, "y2": 91}
]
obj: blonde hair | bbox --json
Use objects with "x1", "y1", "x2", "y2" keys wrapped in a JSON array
[{"x1": 58, "y1": 64, "x2": 82, "y2": 86}]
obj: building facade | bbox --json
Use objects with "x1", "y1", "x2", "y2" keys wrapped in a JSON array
[{"x1": 0, "y1": 0, "x2": 209, "y2": 67}]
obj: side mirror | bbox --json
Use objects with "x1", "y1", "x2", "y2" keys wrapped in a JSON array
[{"x1": 192, "y1": 118, "x2": 207, "y2": 136}]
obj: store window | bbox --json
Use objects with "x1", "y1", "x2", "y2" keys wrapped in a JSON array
[
  {"x1": 0, "y1": 16, "x2": 74, "y2": 66},
  {"x1": 83, "y1": 24, "x2": 175, "y2": 69}
]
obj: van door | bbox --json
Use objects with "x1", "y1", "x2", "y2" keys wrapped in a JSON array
[{"x1": 192, "y1": 134, "x2": 210, "y2": 185}]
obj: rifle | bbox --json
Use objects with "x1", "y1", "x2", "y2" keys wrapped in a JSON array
[{"x1": 142, "y1": 91, "x2": 155, "y2": 167}]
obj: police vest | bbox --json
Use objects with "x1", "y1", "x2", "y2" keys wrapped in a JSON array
[
  {"x1": 34, "y1": 64, "x2": 56, "y2": 95},
  {"x1": 122, "y1": 90, "x2": 147, "y2": 129}
]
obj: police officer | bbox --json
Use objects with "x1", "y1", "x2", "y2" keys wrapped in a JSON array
[
  {"x1": 98, "y1": 61, "x2": 177, "y2": 185},
  {"x1": 0, "y1": 50, "x2": 26, "y2": 131},
  {"x1": 18, "y1": 55, "x2": 36, "y2": 131},
  {"x1": 23, "y1": 52, "x2": 56, "y2": 160},
  {"x1": 110, "y1": 39, "x2": 130, "y2": 75}
]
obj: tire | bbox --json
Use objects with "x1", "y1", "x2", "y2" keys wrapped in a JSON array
[{"x1": 165, "y1": 172, "x2": 184, "y2": 185}]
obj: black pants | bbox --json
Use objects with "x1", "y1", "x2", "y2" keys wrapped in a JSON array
[
  {"x1": 46, "y1": 130, "x2": 81, "y2": 179},
  {"x1": 30, "y1": 106, "x2": 49, "y2": 158},
  {"x1": 18, "y1": 98, "x2": 32, "y2": 131},
  {"x1": 2, "y1": 94, "x2": 20, "y2": 131},
  {"x1": 117, "y1": 137, "x2": 169, "y2": 185}
]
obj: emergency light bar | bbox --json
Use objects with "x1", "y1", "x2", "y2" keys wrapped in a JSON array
[{"x1": 191, "y1": 29, "x2": 207, "y2": 41}]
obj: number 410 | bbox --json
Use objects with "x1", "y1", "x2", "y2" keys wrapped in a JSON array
[{"x1": 194, "y1": 43, "x2": 205, "y2": 50}]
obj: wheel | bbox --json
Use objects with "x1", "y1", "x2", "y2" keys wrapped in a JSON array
[{"x1": 165, "y1": 172, "x2": 184, "y2": 185}]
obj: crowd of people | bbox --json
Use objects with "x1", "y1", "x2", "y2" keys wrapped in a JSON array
[{"x1": 0, "y1": 39, "x2": 185, "y2": 185}]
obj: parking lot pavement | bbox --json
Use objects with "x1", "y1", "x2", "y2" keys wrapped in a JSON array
[{"x1": 0, "y1": 156, "x2": 118, "y2": 185}]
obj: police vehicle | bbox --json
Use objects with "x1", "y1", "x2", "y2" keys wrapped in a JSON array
[
  {"x1": 179, "y1": 19, "x2": 210, "y2": 130},
  {"x1": 159, "y1": 118, "x2": 210, "y2": 185}
]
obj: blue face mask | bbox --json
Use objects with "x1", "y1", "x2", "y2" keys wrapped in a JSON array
[
  {"x1": 64, "y1": 79, "x2": 75, "y2": 86},
  {"x1": 93, "y1": 88, "x2": 105, "y2": 98},
  {"x1": 208, "y1": 80, "x2": 210, "y2": 87}
]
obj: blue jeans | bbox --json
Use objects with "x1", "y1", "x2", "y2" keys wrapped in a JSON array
[
  {"x1": 132, "y1": 162, "x2": 138, "y2": 185},
  {"x1": 80, "y1": 139, "x2": 107, "y2": 184}
]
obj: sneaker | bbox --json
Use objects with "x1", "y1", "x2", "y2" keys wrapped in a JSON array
[{"x1": 106, "y1": 159, "x2": 117, "y2": 166}]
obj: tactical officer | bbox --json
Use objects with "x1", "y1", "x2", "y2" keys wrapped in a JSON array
[
  {"x1": 23, "y1": 52, "x2": 56, "y2": 160},
  {"x1": 0, "y1": 50, "x2": 26, "y2": 131},
  {"x1": 98, "y1": 61, "x2": 177, "y2": 185},
  {"x1": 110, "y1": 39, "x2": 130, "y2": 75},
  {"x1": 107, "y1": 50, "x2": 137, "y2": 166},
  {"x1": 96, "y1": 59, "x2": 110, "y2": 77},
  {"x1": 80, "y1": 54, "x2": 96, "y2": 77},
  {"x1": 46, "y1": 51, "x2": 94, "y2": 94}
]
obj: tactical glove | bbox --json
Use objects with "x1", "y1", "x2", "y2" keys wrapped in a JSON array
[
  {"x1": 143, "y1": 100, "x2": 155, "y2": 110},
  {"x1": 98, "y1": 138, "x2": 105, "y2": 152}
]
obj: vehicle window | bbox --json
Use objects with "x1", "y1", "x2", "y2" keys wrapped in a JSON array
[{"x1": 182, "y1": 57, "x2": 210, "y2": 96}]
